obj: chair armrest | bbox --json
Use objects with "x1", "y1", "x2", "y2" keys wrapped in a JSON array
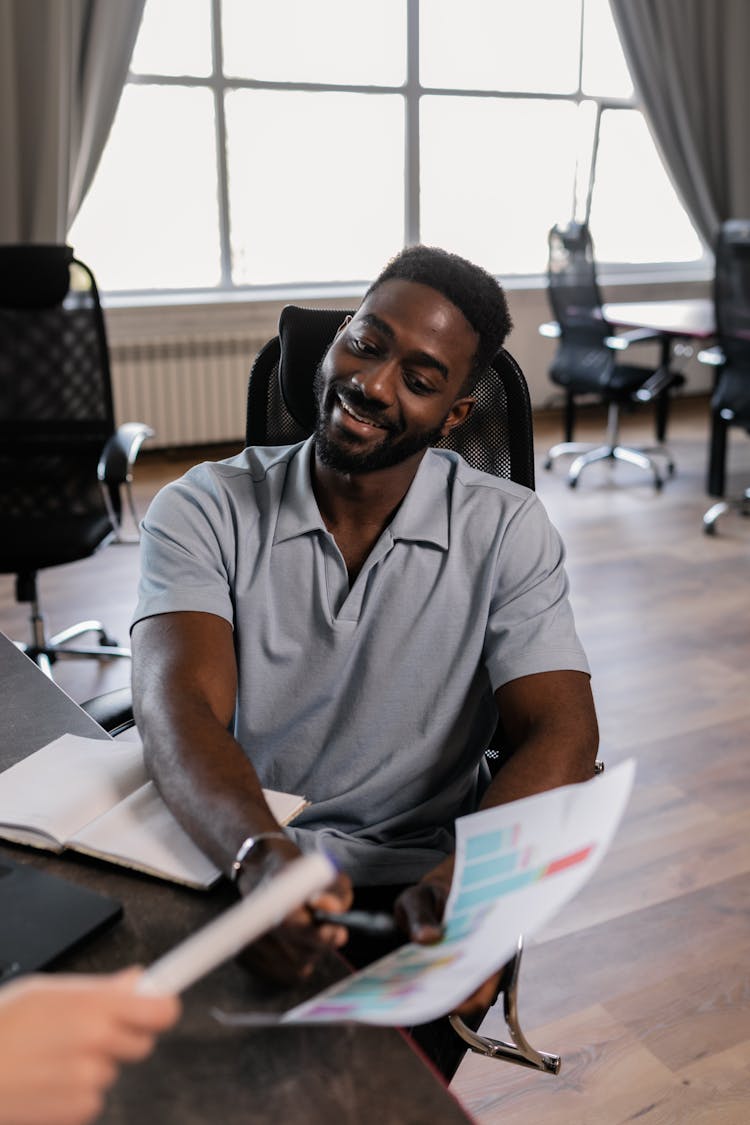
[
  {"x1": 538, "y1": 321, "x2": 561, "y2": 339},
  {"x1": 80, "y1": 687, "x2": 136, "y2": 737},
  {"x1": 634, "y1": 368, "x2": 686, "y2": 402},
  {"x1": 98, "y1": 422, "x2": 155, "y2": 486},
  {"x1": 604, "y1": 327, "x2": 662, "y2": 351},
  {"x1": 697, "y1": 345, "x2": 725, "y2": 367}
]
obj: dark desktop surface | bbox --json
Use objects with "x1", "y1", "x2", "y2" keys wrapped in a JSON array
[{"x1": 0, "y1": 634, "x2": 471, "y2": 1125}]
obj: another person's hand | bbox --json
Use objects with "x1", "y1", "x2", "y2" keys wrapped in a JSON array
[
  {"x1": 0, "y1": 967, "x2": 180, "y2": 1125},
  {"x1": 237, "y1": 846, "x2": 353, "y2": 985},
  {"x1": 394, "y1": 858, "x2": 504, "y2": 1017}
]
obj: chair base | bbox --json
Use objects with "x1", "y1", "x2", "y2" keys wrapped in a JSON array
[
  {"x1": 545, "y1": 440, "x2": 675, "y2": 490},
  {"x1": 17, "y1": 618, "x2": 130, "y2": 680},
  {"x1": 448, "y1": 937, "x2": 561, "y2": 1074},
  {"x1": 703, "y1": 489, "x2": 750, "y2": 535}
]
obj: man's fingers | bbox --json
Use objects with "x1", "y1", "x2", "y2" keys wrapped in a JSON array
[{"x1": 394, "y1": 883, "x2": 446, "y2": 944}]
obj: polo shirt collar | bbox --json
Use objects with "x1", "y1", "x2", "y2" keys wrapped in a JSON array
[
  {"x1": 273, "y1": 438, "x2": 449, "y2": 551},
  {"x1": 273, "y1": 437, "x2": 327, "y2": 544}
]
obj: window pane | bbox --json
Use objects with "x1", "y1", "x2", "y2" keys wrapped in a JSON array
[
  {"x1": 420, "y1": 97, "x2": 579, "y2": 274},
  {"x1": 222, "y1": 0, "x2": 406, "y2": 85},
  {"x1": 69, "y1": 86, "x2": 221, "y2": 290},
  {"x1": 589, "y1": 110, "x2": 704, "y2": 263},
  {"x1": 130, "y1": 0, "x2": 212, "y2": 77},
  {"x1": 581, "y1": 0, "x2": 633, "y2": 98},
  {"x1": 226, "y1": 91, "x2": 404, "y2": 285},
  {"x1": 420, "y1": 0, "x2": 581, "y2": 93}
]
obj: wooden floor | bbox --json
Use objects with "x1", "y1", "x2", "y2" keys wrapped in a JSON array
[{"x1": 2, "y1": 396, "x2": 750, "y2": 1123}]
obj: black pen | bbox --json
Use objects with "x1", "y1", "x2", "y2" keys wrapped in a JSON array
[{"x1": 312, "y1": 908, "x2": 398, "y2": 937}]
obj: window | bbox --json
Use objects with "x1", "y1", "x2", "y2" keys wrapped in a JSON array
[{"x1": 69, "y1": 0, "x2": 705, "y2": 295}]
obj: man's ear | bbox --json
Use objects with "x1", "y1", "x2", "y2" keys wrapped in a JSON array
[
  {"x1": 335, "y1": 314, "x2": 353, "y2": 337},
  {"x1": 440, "y1": 396, "x2": 475, "y2": 436}
]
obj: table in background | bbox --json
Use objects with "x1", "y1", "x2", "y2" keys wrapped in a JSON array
[
  {"x1": 603, "y1": 297, "x2": 715, "y2": 386},
  {"x1": 0, "y1": 633, "x2": 470, "y2": 1125}
]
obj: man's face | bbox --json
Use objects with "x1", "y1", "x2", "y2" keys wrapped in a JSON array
[{"x1": 314, "y1": 279, "x2": 478, "y2": 475}]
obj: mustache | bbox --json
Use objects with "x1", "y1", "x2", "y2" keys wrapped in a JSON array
[{"x1": 333, "y1": 383, "x2": 402, "y2": 435}]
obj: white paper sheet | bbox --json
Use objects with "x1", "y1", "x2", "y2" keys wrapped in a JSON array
[{"x1": 282, "y1": 760, "x2": 635, "y2": 1026}]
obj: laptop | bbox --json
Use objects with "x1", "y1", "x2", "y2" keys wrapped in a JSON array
[{"x1": 0, "y1": 855, "x2": 122, "y2": 984}]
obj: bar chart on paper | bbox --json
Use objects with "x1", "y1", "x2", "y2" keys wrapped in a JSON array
[{"x1": 283, "y1": 761, "x2": 635, "y2": 1027}]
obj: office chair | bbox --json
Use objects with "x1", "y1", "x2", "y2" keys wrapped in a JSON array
[
  {"x1": 0, "y1": 244, "x2": 154, "y2": 679},
  {"x1": 699, "y1": 220, "x2": 750, "y2": 534},
  {"x1": 540, "y1": 222, "x2": 684, "y2": 489}
]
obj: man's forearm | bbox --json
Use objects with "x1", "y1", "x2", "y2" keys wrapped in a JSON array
[{"x1": 132, "y1": 612, "x2": 302, "y2": 882}]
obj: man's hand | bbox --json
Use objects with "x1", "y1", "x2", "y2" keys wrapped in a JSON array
[
  {"x1": 0, "y1": 968, "x2": 180, "y2": 1125},
  {"x1": 394, "y1": 858, "x2": 504, "y2": 1019},
  {"x1": 236, "y1": 846, "x2": 353, "y2": 985}
]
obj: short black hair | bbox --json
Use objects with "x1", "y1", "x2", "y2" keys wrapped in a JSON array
[{"x1": 364, "y1": 244, "x2": 513, "y2": 390}]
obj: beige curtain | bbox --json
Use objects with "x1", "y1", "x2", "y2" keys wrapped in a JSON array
[
  {"x1": 0, "y1": 0, "x2": 145, "y2": 242},
  {"x1": 610, "y1": 0, "x2": 750, "y2": 248}
]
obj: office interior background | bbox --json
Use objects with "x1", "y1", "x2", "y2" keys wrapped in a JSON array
[{"x1": 1, "y1": 1, "x2": 750, "y2": 1122}]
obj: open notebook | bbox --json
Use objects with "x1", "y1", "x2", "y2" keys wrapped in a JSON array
[{"x1": 0, "y1": 734, "x2": 308, "y2": 890}]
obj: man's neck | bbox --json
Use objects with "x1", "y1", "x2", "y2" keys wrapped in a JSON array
[{"x1": 310, "y1": 448, "x2": 426, "y2": 580}]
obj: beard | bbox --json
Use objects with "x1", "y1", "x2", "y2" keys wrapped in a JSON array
[{"x1": 313, "y1": 361, "x2": 447, "y2": 474}]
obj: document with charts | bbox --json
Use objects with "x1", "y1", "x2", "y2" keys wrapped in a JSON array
[{"x1": 282, "y1": 760, "x2": 635, "y2": 1026}]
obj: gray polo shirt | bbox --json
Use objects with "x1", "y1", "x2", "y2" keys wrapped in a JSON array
[{"x1": 133, "y1": 437, "x2": 589, "y2": 885}]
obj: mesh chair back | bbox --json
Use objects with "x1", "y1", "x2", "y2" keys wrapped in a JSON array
[
  {"x1": 547, "y1": 222, "x2": 609, "y2": 342},
  {"x1": 246, "y1": 304, "x2": 535, "y2": 488},
  {"x1": 0, "y1": 246, "x2": 117, "y2": 566},
  {"x1": 712, "y1": 220, "x2": 750, "y2": 426}
]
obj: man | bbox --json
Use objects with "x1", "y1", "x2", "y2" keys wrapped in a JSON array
[{"x1": 132, "y1": 245, "x2": 598, "y2": 1079}]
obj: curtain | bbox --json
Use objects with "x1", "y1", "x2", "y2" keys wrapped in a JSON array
[
  {"x1": 610, "y1": 0, "x2": 750, "y2": 248},
  {"x1": 0, "y1": 0, "x2": 145, "y2": 243}
]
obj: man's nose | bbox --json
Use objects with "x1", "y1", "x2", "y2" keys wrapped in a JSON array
[{"x1": 352, "y1": 359, "x2": 398, "y2": 404}]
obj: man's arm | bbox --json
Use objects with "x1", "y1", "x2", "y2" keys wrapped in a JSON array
[
  {"x1": 132, "y1": 610, "x2": 352, "y2": 978},
  {"x1": 396, "y1": 669, "x2": 599, "y2": 1014}
]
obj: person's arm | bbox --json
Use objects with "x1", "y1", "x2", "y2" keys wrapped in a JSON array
[
  {"x1": 132, "y1": 611, "x2": 352, "y2": 981},
  {"x1": 395, "y1": 669, "x2": 599, "y2": 1014},
  {"x1": 0, "y1": 968, "x2": 179, "y2": 1125}
]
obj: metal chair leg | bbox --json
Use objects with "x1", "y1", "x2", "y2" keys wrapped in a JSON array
[{"x1": 448, "y1": 936, "x2": 561, "y2": 1074}]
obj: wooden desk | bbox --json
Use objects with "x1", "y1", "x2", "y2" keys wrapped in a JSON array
[{"x1": 0, "y1": 634, "x2": 471, "y2": 1125}]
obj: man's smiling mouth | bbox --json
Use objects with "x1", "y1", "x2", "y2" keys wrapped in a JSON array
[{"x1": 336, "y1": 392, "x2": 389, "y2": 430}]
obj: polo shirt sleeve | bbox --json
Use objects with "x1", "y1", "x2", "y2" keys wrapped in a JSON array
[
  {"x1": 131, "y1": 466, "x2": 236, "y2": 630},
  {"x1": 483, "y1": 492, "x2": 590, "y2": 690}
]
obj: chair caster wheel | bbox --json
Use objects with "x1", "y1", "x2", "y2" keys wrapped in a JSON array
[
  {"x1": 568, "y1": 478, "x2": 578, "y2": 489},
  {"x1": 543, "y1": 458, "x2": 552, "y2": 471},
  {"x1": 99, "y1": 634, "x2": 118, "y2": 647}
]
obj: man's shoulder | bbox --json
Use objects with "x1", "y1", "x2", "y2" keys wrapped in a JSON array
[
  {"x1": 174, "y1": 441, "x2": 305, "y2": 493},
  {"x1": 426, "y1": 448, "x2": 534, "y2": 508}
]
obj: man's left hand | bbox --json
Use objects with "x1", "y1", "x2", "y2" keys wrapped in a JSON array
[{"x1": 393, "y1": 859, "x2": 504, "y2": 1018}]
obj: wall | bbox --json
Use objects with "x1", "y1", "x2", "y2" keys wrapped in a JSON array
[{"x1": 102, "y1": 275, "x2": 713, "y2": 426}]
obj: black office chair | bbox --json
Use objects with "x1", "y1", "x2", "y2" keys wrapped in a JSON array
[
  {"x1": 246, "y1": 304, "x2": 536, "y2": 485},
  {"x1": 540, "y1": 222, "x2": 684, "y2": 489},
  {"x1": 699, "y1": 220, "x2": 750, "y2": 534},
  {"x1": 0, "y1": 244, "x2": 154, "y2": 678}
]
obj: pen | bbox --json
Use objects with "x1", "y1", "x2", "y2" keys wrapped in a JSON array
[{"x1": 312, "y1": 908, "x2": 398, "y2": 937}]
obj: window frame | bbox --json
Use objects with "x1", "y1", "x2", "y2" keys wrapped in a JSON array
[{"x1": 96, "y1": 0, "x2": 710, "y2": 302}]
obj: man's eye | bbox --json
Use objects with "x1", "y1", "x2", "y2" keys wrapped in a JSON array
[
  {"x1": 404, "y1": 371, "x2": 435, "y2": 395},
  {"x1": 352, "y1": 337, "x2": 378, "y2": 355}
]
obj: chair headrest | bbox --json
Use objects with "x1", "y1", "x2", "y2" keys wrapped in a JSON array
[
  {"x1": 0, "y1": 244, "x2": 74, "y2": 308},
  {"x1": 278, "y1": 305, "x2": 354, "y2": 431},
  {"x1": 550, "y1": 222, "x2": 590, "y2": 254}
]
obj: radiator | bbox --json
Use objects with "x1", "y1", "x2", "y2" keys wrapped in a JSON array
[{"x1": 110, "y1": 335, "x2": 267, "y2": 448}]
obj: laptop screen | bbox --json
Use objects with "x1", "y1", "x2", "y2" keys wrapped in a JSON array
[{"x1": 0, "y1": 855, "x2": 122, "y2": 983}]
